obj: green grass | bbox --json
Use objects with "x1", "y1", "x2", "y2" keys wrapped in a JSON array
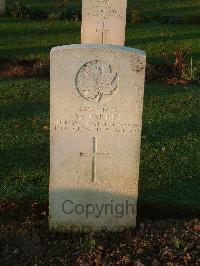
[
  {"x1": 140, "y1": 83, "x2": 200, "y2": 216},
  {"x1": 128, "y1": 0, "x2": 200, "y2": 17},
  {"x1": 7, "y1": 0, "x2": 80, "y2": 11},
  {"x1": 0, "y1": 78, "x2": 199, "y2": 216},
  {"x1": 0, "y1": 18, "x2": 199, "y2": 64},
  {"x1": 0, "y1": 79, "x2": 49, "y2": 202}
]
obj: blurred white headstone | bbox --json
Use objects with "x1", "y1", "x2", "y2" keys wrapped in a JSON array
[
  {"x1": 0, "y1": 0, "x2": 5, "y2": 15},
  {"x1": 81, "y1": 0, "x2": 127, "y2": 45}
]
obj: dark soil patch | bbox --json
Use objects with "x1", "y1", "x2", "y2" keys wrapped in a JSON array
[
  {"x1": 1, "y1": 59, "x2": 198, "y2": 86},
  {"x1": 0, "y1": 202, "x2": 199, "y2": 265},
  {"x1": 0, "y1": 59, "x2": 49, "y2": 79}
]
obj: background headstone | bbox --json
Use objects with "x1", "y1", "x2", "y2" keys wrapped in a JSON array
[
  {"x1": 0, "y1": 0, "x2": 5, "y2": 15},
  {"x1": 49, "y1": 44, "x2": 146, "y2": 232},
  {"x1": 81, "y1": 0, "x2": 127, "y2": 45}
]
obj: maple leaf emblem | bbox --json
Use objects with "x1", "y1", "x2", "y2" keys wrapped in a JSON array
[{"x1": 76, "y1": 61, "x2": 119, "y2": 102}]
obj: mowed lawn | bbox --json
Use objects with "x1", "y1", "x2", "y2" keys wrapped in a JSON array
[{"x1": 0, "y1": 79, "x2": 199, "y2": 217}]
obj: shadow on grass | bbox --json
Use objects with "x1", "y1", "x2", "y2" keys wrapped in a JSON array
[
  {"x1": 136, "y1": 5, "x2": 200, "y2": 15},
  {"x1": 138, "y1": 200, "x2": 200, "y2": 219},
  {"x1": 142, "y1": 116, "x2": 200, "y2": 142},
  {"x1": 0, "y1": 20, "x2": 80, "y2": 39},
  {"x1": 0, "y1": 45, "x2": 58, "y2": 58},
  {"x1": 144, "y1": 84, "x2": 192, "y2": 96},
  {"x1": 126, "y1": 32, "x2": 200, "y2": 46},
  {"x1": 0, "y1": 143, "x2": 49, "y2": 174},
  {"x1": 0, "y1": 101, "x2": 49, "y2": 119},
  {"x1": 146, "y1": 51, "x2": 200, "y2": 66}
]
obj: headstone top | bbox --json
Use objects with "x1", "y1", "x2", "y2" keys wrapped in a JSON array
[{"x1": 51, "y1": 44, "x2": 146, "y2": 56}]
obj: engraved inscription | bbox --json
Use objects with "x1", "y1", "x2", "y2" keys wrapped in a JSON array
[
  {"x1": 54, "y1": 107, "x2": 138, "y2": 134},
  {"x1": 76, "y1": 61, "x2": 119, "y2": 103},
  {"x1": 97, "y1": 0, "x2": 107, "y2": 3},
  {"x1": 80, "y1": 137, "x2": 110, "y2": 182},
  {"x1": 85, "y1": 1, "x2": 124, "y2": 19}
]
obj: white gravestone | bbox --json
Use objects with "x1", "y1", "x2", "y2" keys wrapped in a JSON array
[
  {"x1": 49, "y1": 44, "x2": 146, "y2": 232},
  {"x1": 0, "y1": 0, "x2": 5, "y2": 15},
  {"x1": 81, "y1": 0, "x2": 127, "y2": 45}
]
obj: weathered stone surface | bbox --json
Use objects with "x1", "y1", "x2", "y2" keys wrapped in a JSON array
[
  {"x1": 0, "y1": 0, "x2": 5, "y2": 15},
  {"x1": 81, "y1": 0, "x2": 127, "y2": 45},
  {"x1": 49, "y1": 44, "x2": 146, "y2": 232}
]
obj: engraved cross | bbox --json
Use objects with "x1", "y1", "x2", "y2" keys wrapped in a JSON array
[
  {"x1": 80, "y1": 137, "x2": 110, "y2": 182},
  {"x1": 96, "y1": 20, "x2": 110, "y2": 44}
]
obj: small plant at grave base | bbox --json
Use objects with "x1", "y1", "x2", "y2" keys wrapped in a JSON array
[
  {"x1": 161, "y1": 47, "x2": 198, "y2": 85},
  {"x1": 78, "y1": 237, "x2": 96, "y2": 254},
  {"x1": 174, "y1": 48, "x2": 189, "y2": 80},
  {"x1": 49, "y1": 7, "x2": 81, "y2": 21},
  {"x1": 10, "y1": 1, "x2": 30, "y2": 19},
  {"x1": 172, "y1": 236, "x2": 182, "y2": 249},
  {"x1": 55, "y1": 0, "x2": 68, "y2": 11},
  {"x1": 145, "y1": 63, "x2": 158, "y2": 82},
  {"x1": 32, "y1": 60, "x2": 50, "y2": 78},
  {"x1": 128, "y1": 9, "x2": 141, "y2": 24},
  {"x1": 9, "y1": 1, "x2": 47, "y2": 19},
  {"x1": 182, "y1": 60, "x2": 200, "y2": 84}
]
